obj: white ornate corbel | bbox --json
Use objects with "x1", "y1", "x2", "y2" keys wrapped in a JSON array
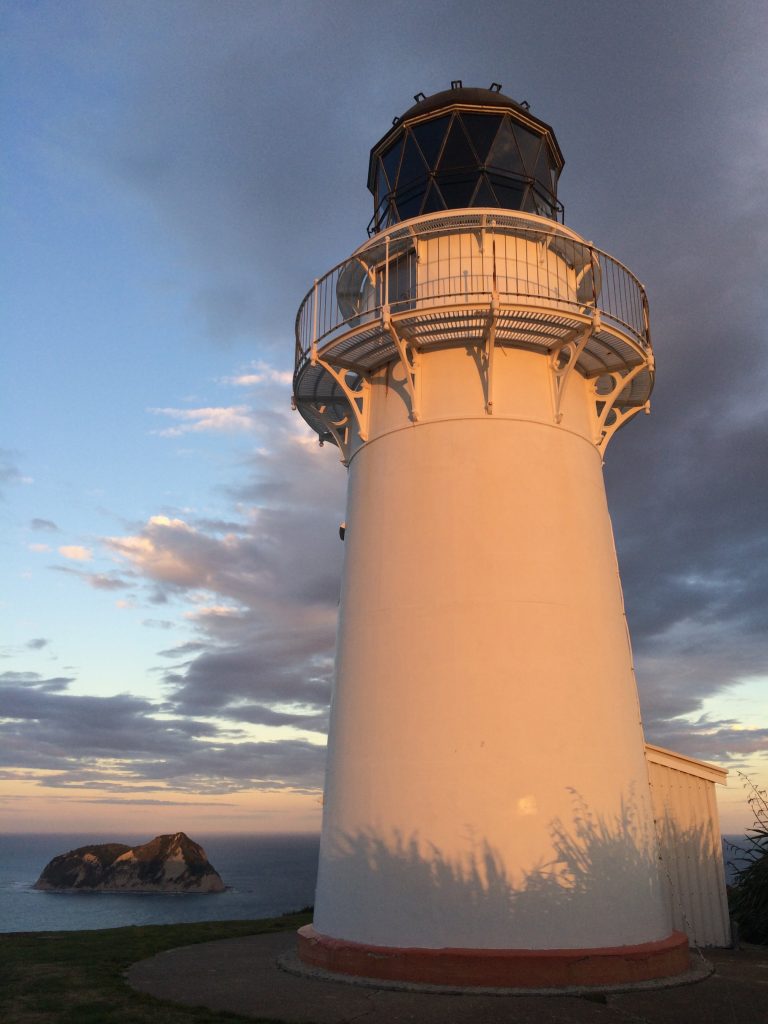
[{"x1": 548, "y1": 318, "x2": 596, "y2": 423}]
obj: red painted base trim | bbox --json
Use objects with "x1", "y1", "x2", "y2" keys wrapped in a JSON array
[{"x1": 297, "y1": 924, "x2": 690, "y2": 988}]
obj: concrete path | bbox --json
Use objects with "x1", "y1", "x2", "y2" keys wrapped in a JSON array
[{"x1": 126, "y1": 930, "x2": 768, "y2": 1023}]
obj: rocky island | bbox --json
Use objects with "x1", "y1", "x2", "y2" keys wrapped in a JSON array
[{"x1": 34, "y1": 831, "x2": 225, "y2": 893}]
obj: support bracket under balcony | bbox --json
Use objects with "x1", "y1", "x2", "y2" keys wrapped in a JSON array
[
  {"x1": 310, "y1": 405, "x2": 353, "y2": 466},
  {"x1": 312, "y1": 354, "x2": 370, "y2": 443},
  {"x1": 548, "y1": 320, "x2": 595, "y2": 424},
  {"x1": 592, "y1": 362, "x2": 648, "y2": 457},
  {"x1": 482, "y1": 298, "x2": 499, "y2": 414},
  {"x1": 384, "y1": 312, "x2": 420, "y2": 422}
]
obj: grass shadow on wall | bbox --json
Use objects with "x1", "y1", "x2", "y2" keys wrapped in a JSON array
[{"x1": 317, "y1": 791, "x2": 668, "y2": 948}]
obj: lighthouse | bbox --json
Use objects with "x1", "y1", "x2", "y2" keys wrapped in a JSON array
[{"x1": 292, "y1": 84, "x2": 688, "y2": 987}]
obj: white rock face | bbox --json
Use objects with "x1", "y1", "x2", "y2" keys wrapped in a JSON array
[{"x1": 34, "y1": 832, "x2": 225, "y2": 893}]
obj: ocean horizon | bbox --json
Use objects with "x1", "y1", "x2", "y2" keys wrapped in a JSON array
[{"x1": 0, "y1": 832, "x2": 320, "y2": 934}]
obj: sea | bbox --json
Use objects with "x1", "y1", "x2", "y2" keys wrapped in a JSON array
[{"x1": 0, "y1": 833, "x2": 319, "y2": 934}]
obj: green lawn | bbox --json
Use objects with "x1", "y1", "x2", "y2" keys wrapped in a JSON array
[{"x1": 0, "y1": 912, "x2": 312, "y2": 1024}]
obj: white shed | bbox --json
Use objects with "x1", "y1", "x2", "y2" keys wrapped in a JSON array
[{"x1": 646, "y1": 744, "x2": 731, "y2": 947}]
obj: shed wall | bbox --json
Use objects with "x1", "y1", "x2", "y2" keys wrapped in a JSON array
[{"x1": 646, "y1": 747, "x2": 731, "y2": 947}]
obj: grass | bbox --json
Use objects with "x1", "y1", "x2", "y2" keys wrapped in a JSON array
[
  {"x1": 0, "y1": 911, "x2": 312, "y2": 1024},
  {"x1": 727, "y1": 774, "x2": 768, "y2": 945}
]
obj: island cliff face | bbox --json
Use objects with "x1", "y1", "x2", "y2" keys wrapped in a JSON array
[{"x1": 33, "y1": 832, "x2": 226, "y2": 893}]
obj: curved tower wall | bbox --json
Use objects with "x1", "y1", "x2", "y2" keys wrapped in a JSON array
[{"x1": 312, "y1": 239, "x2": 671, "y2": 948}]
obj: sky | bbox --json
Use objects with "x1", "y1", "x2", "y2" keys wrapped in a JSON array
[{"x1": 1, "y1": 0, "x2": 766, "y2": 838}]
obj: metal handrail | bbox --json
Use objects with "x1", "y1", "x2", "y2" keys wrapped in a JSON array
[{"x1": 294, "y1": 210, "x2": 650, "y2": 377}]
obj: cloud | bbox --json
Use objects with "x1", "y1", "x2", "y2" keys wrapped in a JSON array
[
  {"x1": 1, "y1": 671, "x2": 73, "y2": 692},
  {"x1": 106, "y1": 516, "x2": 239, "y2": 591},
  {"x1": 0, "y1": 451, "x2": 23, "y2": 486},
  {"x1": 0, "y1": 671, "x2": 325, "y2": 794},
  {"x1": 156, "y1": 641, "x2": 210, "y2": 658},
  {"x1": 603, "y1": 363, "x2": 768, "y2": 748},
  {"x1": 30, "y1": 518, "x2": 59, "y2": 532},
  {"x1": 71, "y1": 2, "x2": 373, "y2": 346},
  {"x1": 26, "y1": 638, "x2": 49, "y2": 650},
  {"x1": 649, "y1": 722, "x2": 768, "y2": 764},
  {"x1": 183, "y1": 604, "x2": 242, "y2": 622},
  {"x1": 0, "y1": 450, "x2": 31, "y2": 495},
  {"x1": 220, "y1": 362, "x2": 293, "y2": 388},
  {"x1": 0, "y1": 406, "x2": 342, "y2": 796},
  {"x1": 67, "y1": 404, "x2": 342, "y2": 786},
  {"x1": 28, "y1": 543, "x2": 50, "y2": 553},
  {"x1": 150, "y1": 406, "x2": 257, "y2": 436},
  {"x1": 73, "y1": 797, "x2": 239, "y2": 806},
  {"x1": 51, "y1": 565, "x2": 133, "y2": 591},
  {"x1": 58, "y1": 545, "x2": 93, "y2": 562}
]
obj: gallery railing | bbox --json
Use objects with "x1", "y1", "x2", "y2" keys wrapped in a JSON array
[{"x1": 295, "y1": 210, "x2": 650, "y2": 378}]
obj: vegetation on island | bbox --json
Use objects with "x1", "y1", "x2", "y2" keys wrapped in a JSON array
[
  {"x1": 0, "y1": 911, "x2": 311, "y2": 1024},
  {"x1": 727, "y1": 775, "x2": 768, "y2": 945}
]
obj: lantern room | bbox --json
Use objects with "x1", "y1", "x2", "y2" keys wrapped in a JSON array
[{"x1": 367, "y1": 82, "x2": 564, "y2": 233}]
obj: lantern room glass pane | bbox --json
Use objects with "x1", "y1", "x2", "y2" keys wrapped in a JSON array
[
  {"x1": 397, "y1": 132, "x2": 428, "y2": 188},
  {"x1": 435, "y1": 173, "x2": 478, "y2": 208},
  {"x1": 520, "y1": 185, "x2": 538, "y2": 213},
  {"x1": 395, "y1": 185, "x2": 427, "y2": 221},
  {"x1": 421, "y1": 182, "x2": 446, "y2": 214},
  {"x1": 533, "y1": 146, "x2": 553, "y2": 191},
  {"x1": 411, "y1": 115, "x2": 450, "y2": 167},
  {"x1": 460, "y1": 114, "x2": 502, "y2": 163},
  {"x1": 532, "y1": 190, "x2": 555, "y2": 218},
  {"x1": 487, "y1": 118, "x2": 524, "y2": 175},
  {"x1": 376, "y1": 163, "x2": 389, "y2": 203},
  {"x1": 437, "y1": 116, "x2": 477, "y2": 172},
  {"x1": 489, "y1": 174, "x2": 525, "y2": 210},
  {"x1": 513, "y1": 124, "x2": 543, "y2": 175},
  {"x1": 381, "y1": 140, "x2": 403, "y2": 189},
  {"x1": 472, "y1": 176, "x2": 499, "y2": 207}
]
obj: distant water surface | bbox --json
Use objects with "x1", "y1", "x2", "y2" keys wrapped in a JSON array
[
  {"x1": 0, "y1": 833, "x2": 319, "y2": 933},
  {"x1": 722, "y1": 834, "x2": 754, "y2": 885}
]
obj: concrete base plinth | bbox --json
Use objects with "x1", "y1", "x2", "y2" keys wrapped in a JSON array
[{"x1": 297, "y1": 925, "x2": 690, "y2": 989}]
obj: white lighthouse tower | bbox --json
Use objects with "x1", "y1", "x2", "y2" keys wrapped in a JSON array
[{"x1": 293, "y1": 84, "x2": 688, "y2": 988}]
